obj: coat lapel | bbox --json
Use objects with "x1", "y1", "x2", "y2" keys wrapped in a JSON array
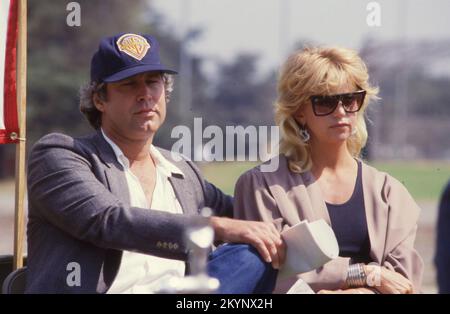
[
  {"x1": 301, "y1": 170, "x2": 332, "y2": 225},
  {"x1": 263, "y1": 155, "x2": 389, "y2": 264},
  {"x1": 92, "y1": 131, "x2": 130, "y2": 206},
  {"x1": 168, "y1": 175, "x2": 198, "y2": 215},
  {"x1": 303, "y1": 162, "x2": 389, "y2": 264},
  {"x1": 361, "y1": 163, "x2": 389, "y2": 264},
  {"x1": 264, "y1": 155, "x2": 331, "y2": 225},
  {"x1": 90, "y1": 131, "x2": 128, "y2": 292},
  {"x1": 93, "y1": 132, "x2": 198, "y2": 215},
  {"x1": 156, "y1": 148, "x2": 200, "y2": 215}
]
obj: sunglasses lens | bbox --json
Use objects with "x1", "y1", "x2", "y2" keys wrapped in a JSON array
[
  {"x1": 311, "y1": 91, "x2": 365, "y2": 116},
  {"x1": 313, "y1": 97, "x2": 339, "y2": 115},
  {"x1": 342, "y1": 92, "x2": 364, "y2": 112}
]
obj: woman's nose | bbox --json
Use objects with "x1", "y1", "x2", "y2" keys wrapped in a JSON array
[{"x1": 333, "y1": 100, "x2": 347, "y2": 116}]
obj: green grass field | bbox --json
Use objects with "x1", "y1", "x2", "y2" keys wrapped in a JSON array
[
  {"x1": 1, "y1": 160, "x2": 448, "y2": 202},
  {"x1": 200, "y1": 161, "x2": 450, "y2": 201}
]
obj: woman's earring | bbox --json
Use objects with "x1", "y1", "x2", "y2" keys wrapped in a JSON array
[{"x1": 299, "y1": 125, "x2": 310, "y2": 143}]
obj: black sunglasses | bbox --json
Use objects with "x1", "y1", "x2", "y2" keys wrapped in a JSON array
[{"x1": 309, "y1": 90, "x2": 366, "y2": 116}]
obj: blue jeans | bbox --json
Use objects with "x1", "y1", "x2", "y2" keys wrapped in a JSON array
[{"x1": 207, "y1": 244, "x2": 278, "y2": 294}]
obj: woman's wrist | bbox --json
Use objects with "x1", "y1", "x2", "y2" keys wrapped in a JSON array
[
  {"x1": 346, "y1": 263, "x2": 367, "y2": 287},
  {"x1": 363, "y1": 264, "x2": 384, "y2": 291}
]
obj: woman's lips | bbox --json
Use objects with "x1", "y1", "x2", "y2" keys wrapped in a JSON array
[{"x1": 330, "y1": 123, "x2": 350, "y2": 128}]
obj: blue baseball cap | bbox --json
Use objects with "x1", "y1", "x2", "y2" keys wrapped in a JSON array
[{"x1": 90, "y1": 33, "x2": 177, "y2": 83}]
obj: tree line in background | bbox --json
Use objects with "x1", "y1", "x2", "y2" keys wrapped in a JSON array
[{"x1": 1, "y1": 0, "x2": 449, "y2": 177}]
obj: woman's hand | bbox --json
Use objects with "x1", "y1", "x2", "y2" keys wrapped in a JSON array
[
  {"x1": 210, "y1": 216, "x2": 286, "y2": 269},
  {"x1": 364, "y1": 265, "x2": 413, "y2": 294}
]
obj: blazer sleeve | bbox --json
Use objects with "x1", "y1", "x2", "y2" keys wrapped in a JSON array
[
  {"x1": 27, "y1": 134, "x2": 198, "y2": 260},
  {"x1": 184, "y1": 159, "x2": 234, "y2": 218},
  {"x1": 381, "y1": 176, "x2": 424, "y2": 293}
]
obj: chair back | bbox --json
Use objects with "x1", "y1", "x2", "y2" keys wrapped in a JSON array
[{"x1": 2, "y1": 266, "x2": 27, "y2": 294}]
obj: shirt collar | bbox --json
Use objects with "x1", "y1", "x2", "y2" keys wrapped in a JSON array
[
  {"x1": 101, "y1": 129, "x2": 184, "y2": 178},
  {"x1": 149, "y1": 145, "x2": 184, "y2": 178}
]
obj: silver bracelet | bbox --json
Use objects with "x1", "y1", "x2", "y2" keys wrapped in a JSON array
[{"x1": 346, "y1": 263, "x2": 367, "y2": 287}]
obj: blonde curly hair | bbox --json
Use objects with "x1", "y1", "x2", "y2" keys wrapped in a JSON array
[{"x1": 274, "y1": 46, "x2": 379, "y2": 173}]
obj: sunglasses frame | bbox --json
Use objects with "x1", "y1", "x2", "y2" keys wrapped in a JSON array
[{"x1": 309, "y1": 90, "x2": 366, "y2": 116}]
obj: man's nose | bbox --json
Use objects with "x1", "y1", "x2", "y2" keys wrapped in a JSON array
[{"x1": 136, "y1": 82, "x2": 154, "y2": 102}]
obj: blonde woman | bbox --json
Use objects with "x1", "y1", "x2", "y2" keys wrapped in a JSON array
[{"x1": 233, "y1": 47, "x2": 423, "y2": 294}]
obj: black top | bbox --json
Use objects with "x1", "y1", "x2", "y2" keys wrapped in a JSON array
[{"x1": 326, "y1": 161, "x2": 371, "y2": 263}]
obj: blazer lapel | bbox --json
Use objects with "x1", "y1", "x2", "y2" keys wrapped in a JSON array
[
  {"x1": 105, "y1": 166, "x2": 131, "y2": 207},
  {"x1": 156, "y1": 148, "x2": 200, "y2": 216},
  {"x1": 361, "y1": 163, "x2": 389, "y2": 264},
  {"x1": 301, "y1": 170, "x2": 332, "y2": 225},
  {"x1": 93, "y1": 132, "x2": 198, "y2": 214},
  {"x1": 302, "y1": 161, "x2": 388, "y2": 264},
  {"x1": 168, "y1": 175, "x2": 198, "y2": 215},
  {"x1": 90, "y1": 131, "x2": 128, "y2": 292},
  {"x1": 92, "y1": 131, "x2": 131, "y2": 206},
  {"x1": 264, "y1": 155, "x2": 331, "y2": 225}
]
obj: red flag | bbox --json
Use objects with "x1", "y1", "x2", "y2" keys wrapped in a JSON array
[{"x1": 0, "y1": 0, "x2": 19, "y2": 144}]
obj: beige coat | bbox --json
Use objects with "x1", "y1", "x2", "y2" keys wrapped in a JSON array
[{"x1": 233, "y1": 155, "x2": 424, "y2": 293}]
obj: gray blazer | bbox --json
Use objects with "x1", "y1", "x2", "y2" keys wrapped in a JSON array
[{"x1": 25, "y1": 131, "x2": 233, "y2": 293}]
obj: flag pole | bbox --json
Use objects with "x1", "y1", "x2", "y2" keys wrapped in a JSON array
[{"x1": 13, "y1": 0, "x2": 27, "y2": 270}]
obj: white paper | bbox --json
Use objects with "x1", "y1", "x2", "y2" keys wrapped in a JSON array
[
  {"x1": 286, "y1": 278, "x2": 315, "y2": 294},
  {"x1": 279, "y1": 219, "x2": 339, "y2": 278}
]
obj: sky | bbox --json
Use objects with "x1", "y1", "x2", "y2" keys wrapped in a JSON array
[{"x1": 151, "y1": 0, "x2": 450, "y2": 71}]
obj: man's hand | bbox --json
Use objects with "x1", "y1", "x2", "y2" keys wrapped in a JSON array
[
  {"x1": 210, "y1": 217, "x2": 286, "y2": 269},
  {"x1": 364, "y1": 265, "x2": 414, "y2": 294}
]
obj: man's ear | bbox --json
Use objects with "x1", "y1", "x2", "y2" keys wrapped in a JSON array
[{"x1": 93, "y1": 93, "x2": 105, "y2": 112}]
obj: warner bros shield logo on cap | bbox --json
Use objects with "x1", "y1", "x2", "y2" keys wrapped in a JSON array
[{"x1": 116, "y1": 33, "x2": 150, "y2": 61}]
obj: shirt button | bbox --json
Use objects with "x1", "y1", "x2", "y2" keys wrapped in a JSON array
[
  {"x1": 173, "y1": 243, "x2": 179, "y2": 250},
  {"x1": 168, "y1": 243, "x2": 174, "y2": 250},
  {"x1": 156, "y1": 241, "x2": 162, "y2": 248}
]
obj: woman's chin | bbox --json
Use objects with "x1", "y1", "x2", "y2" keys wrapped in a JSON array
[{"x1": 324, "y1": 133, "x2": 351, "y2": 144}]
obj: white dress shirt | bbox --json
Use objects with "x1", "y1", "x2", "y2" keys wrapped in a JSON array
[{"x1": 102, "y1": 130, "x2": 186, "y2": 294}]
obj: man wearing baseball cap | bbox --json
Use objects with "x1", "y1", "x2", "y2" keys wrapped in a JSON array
[{"x1": 25, "y1": 33, "x2": 285, "y2": 293}]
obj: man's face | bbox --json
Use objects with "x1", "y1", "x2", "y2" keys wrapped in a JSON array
[{"x1": 95, "y1": 72, "x2": 167, "y2": 141}]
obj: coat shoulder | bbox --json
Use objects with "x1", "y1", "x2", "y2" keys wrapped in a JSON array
[
  {"x1": 32, "y1": 132, "x2": 97, "y2": 151},
  {"x1": 236, "y1": 154, "x2": 304, "y2": 188},
  {"x1": 361, "y1": 161, "x2": 411, "y2": 198}
]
